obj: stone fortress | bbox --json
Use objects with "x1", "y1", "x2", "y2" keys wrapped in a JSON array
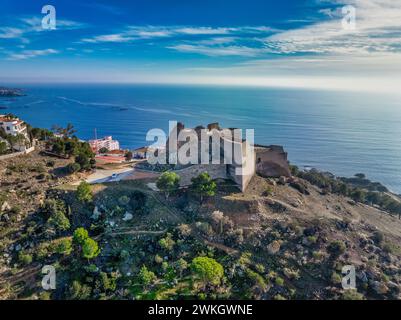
[{"x1": 164, "y1": 122, "x2": 291, "y2": 191}]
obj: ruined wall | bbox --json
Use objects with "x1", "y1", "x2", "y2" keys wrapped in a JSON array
[
  {"x1": 255, "y1": 145, "x2": 291, "y2": 178},
  {"x1": 164, "y1": 122, "x2": 290, "y2": 191},
  {"x1": 173, "y1": 164, "x2": 228, "y2": 187}
]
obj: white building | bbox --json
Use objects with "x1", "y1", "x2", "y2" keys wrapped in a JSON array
[
  {"x1": 0, "y1": 115, "x2": 28, "y2": 138},
  {"x1": 89, "y1": 136, "x2": 120, "y2": 153}
]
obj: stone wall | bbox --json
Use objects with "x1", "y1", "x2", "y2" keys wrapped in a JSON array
[
  {"x1": 0, "y1": 146, "x2": 35, "y2": 161},
  {"x1": 255, "y1": 145, "x2": 291, "y2": 178},
  {"x1": 173, "y1": 163, "x2": 228, "y2": 187}
]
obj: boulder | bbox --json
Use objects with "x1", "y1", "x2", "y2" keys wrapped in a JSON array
[
  {"x1": 1, "y1": 201, "x2": 11, "y2": 212},
  {"x1": 387, "y1": 281, "x2": 400, "y2": 298},
  {"x1": 91, "y1": 206, "x2": 101, "y2": 220},
  {"x1": 356, "y1": 271, "x2": 368, "y2": 284},
  {"x1": 267, "y1": 240, "x2": 281, "y2": 255},
  {"x1": 370, "y1": 281, "x2": 389, "y2": 295},
  {"x1": 122, "y1": 212, "x2": 133, "y2": 221}
]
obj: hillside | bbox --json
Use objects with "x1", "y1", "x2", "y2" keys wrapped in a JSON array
[{"x1": 1, "y1": 150, "x2": 401, "y2": 300}]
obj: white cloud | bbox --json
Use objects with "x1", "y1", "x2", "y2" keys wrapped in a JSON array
[
  {"x1": 175, "y1": 27, "x2": 232, "y2": 35},
  {"x1": 79, "y1": 25, "x2": 277, "y2": 44},
  {"x1": 168, "y1": 44, "x2": 261, "y2": 57},
  {"x1": 81, "y1": 27, "x2": 172, "y2": 43},
  {"x1": 0, "y1": 27, "x2": 24, "y2": 39},
  {"x1": 82, "y1": 34, "x2": 135, "y2": 43},
  {"x1": 7, "y1": 49, "x2": 58, "y2": 60},
  {"x1": 0, "y1": 15, "x2": 86, "y2": 44},
  {"x1": 20, "y1": 16, "x2": 86, "y2": 31},
  {"x1": 263, "y1": 0, "x2": 401, "y2": 55},
  {"x1": 197, "y1": 37, "x2": 237, "y2": 45},
  {"x1": 135, "y1": 30, "x2": 172, "y2": 38}
]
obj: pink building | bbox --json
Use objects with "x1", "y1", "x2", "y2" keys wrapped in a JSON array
[{"x1": 89, "y1": 136, "x2": 120, "y2": 153}]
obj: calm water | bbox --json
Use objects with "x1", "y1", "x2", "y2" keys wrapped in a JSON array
[{"x1": 1, "y1": 84, "x2": 400, "y2": 193}]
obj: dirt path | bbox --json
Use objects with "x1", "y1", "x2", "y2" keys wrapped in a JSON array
[
  {"x1": 204, "y1": 240, "x2": 239, "y2": 256},
  {"x1": 108, "y1": 229, "x2": 167, "y2": 236}
]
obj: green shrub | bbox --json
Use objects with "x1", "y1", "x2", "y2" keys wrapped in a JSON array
[
  {"x1": 0, "y1": 141, "x2": 8, "y2": 155},
  {"x1": 307, "y1": 235, "x2": 318, "y2": 244},
  {"x1": 67, "y1": 162, "x2": 81, "y2": 174},
  {"x1": 47, "y1": 208, "x2": 70, "y2": 232},
  {"x1": 191, "y1": 256, "x2": 224, "y2": 286},
  {"x1": 255, "y1": 263, "x2": 265, "y2": 273},
  {"x1": 156, "y1": 172, "x2": 180, "y2": 199},
  {"x1": 331, "y1": 272, "x2": 342, "y2": 284},
  {"x1": 382, "y1": 242, "x2": 401, "y2": 255},
  {"x1": 341, "y1": 289, "x2": 365, "y2": 300},
  {"x1": 35, "y1": 242, "x2": 51, "y2": 260},
  {"x1": 264, "y1": 186, "x2": 273, "y2": 196},
  {"x1": 312, "y1": 251, "x2": 324, "y2": 260},
  {"x1": 46, "y1": 160, "x2": 55, "y2": 167},
  {"x1": 76, "y1": 181, "x2": 92, "y2": 203},
  {"x1": 43, "y1": 199, "x2": 70, "y2": 233},
  {"x1": 246, "y1": 268, "x2": 268, "y2": 290},
  {"x1": 275, "y1": 277, "x2": 284, "y2": 286},
  {"x1": 82, "y1": 237, "x2": 100, "y2": 260},
  {"x1": 118, "y1": 195, "x2": 130, "y2": 206},
  {"x1": 18, "y1": 251, "x2": 33, "y2": 265},
  {"x1": 39, "y1": 291, "x2": 52, "y2": 300},
  {"x1": 98, "y1": 272, "x2": 117, "y2": 292},
  {"x1": 154, "y1": 254, "x2": 163, "y2": 264},
  {"x1": 327, "y1": 240, "x2": 346, "y2": 258},
  {"x1": 158, "y1": 233, "x2": 175, "y2": 251},
  {"x1": 54, "y1": 238, "x2": 72, "y2": 256},
  {"x1": 73, "y1": 227, "x2": 89, "y2": 245},
  {"x1": 190, "y1": 172, "x2": 217, "y2": 202},
  {"x1": 69, "y1": 280, "x2": 92, "y2": 300},
  {"x1": 138, "y1": 265, "x2": 157, "y2": 288},
  {"x1": 372, "y1": 231, "x2": 384, "y2": 246}
]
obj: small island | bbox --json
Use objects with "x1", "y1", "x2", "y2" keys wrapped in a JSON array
[{"x1": 0, "y1": 87, "x2": 25, "y2": 97}]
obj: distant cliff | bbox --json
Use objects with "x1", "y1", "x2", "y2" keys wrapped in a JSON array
[{"x1": 0, "y1": 87, "x2": 25, "y2": 97}]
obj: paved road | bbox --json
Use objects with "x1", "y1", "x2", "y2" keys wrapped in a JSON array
[{"x1": 86, "y1": 167, "x2": 135, "y2": 184}]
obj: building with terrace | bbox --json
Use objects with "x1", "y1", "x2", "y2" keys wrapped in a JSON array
[{"x1": 0, "y1": 115, "x2": 28, "y2": 138}]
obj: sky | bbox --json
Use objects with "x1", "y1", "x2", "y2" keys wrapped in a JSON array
[{"x1": 0, "y1": 0, "x2": 401, "y2": 93}]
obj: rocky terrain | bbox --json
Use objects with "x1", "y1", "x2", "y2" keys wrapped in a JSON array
[{"x1": 0, "y1": 149, "x2": 401, "y2": 300}]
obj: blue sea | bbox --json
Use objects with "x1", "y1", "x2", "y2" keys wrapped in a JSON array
[{"x1": 1, "y1": 84, "x2": 400, "y2": 193}]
